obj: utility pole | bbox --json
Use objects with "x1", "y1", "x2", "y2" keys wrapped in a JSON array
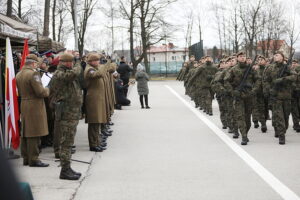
[{"x1": 73, "y1": 0, "x2": 79, "y2": 51}]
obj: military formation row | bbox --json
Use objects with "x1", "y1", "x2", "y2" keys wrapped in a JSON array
[
  {"x1": 177, "y1": 52, "x2": 300, "y2": 146},
  {"x1": 16, "y1": 53, "x2": 117, "y2": 180}
]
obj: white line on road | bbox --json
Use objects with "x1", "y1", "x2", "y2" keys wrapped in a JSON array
[{"x1": 165, "y1": 85, "x2": 300, "y2": 200}]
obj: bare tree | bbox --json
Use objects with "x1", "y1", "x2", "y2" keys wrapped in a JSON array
[
  {"x1": 52, "y1": 0, "x2": 57, "y2": 41},
  {"x1": 120, "y1": 0, "x2": 144, "y2": 71},
  {"x1": 101, "y1": 0, "x2": 119, "y2": 54},
  {"x1": 286, "y1": 4, "x2": 300, "y2": 59},
  {"x1": 211, "y1": 2, "x2": 223, "y2": 55},
  {"x1": 240, "y1": 0, "x2": 263, "y2": 57},
  {"x1": 7, "y1": 0, "x2": 13, "y2": 17},
  {"x1": 136, "y1": 0, "x2": 176, "y2": 72},
  {"x1": 63, "y1": 0, "x2": 97, "y2": 55},
  {"x1": 43, "y1": 0, "x2": 51, "y2": 37},
  {"x1": 18, "y1": 0, "x2": 22, "y2": 18}
]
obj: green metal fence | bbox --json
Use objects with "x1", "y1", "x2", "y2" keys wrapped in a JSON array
[{"x1": 148, "y1": 61, "x2": 184, "y2": 75}]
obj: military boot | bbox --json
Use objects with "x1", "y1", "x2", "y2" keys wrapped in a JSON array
[
  {"x1": 261, "y1": 122, "x2": 267, "y2": 133},
  {"x1": 233, "y1": 131, "x2": 239, "y2": 139},
  {"x1": 208, "y1": 111, "x2": 213, "y2": 116},
  {"x1": 222, "y1": 126, "x2": 227, "y2": 129},
  {"x1": 55, "y1": 152, "x2": 60, "y2": 159},
  {"x1": 279, "y1": 135, "x2": 285, "y2": 145},
  {"x1": 70, "y1": 167, "x2": 82, "y2": 177},
  {"x1": 59, "y1": 168, "x2": 80, "y2": 180},
  {"x1": 241, "y1": 137, "x2": 248, "y2": 145},
  {"x1": 199, "y1": 107, "x2": 203, "y2": 110},
  {"x1": 294, "y1": 124, "x2": 300, "y2": 133},
  {"x1": 253, "y1": 121, "x2": 259, "y2": 128}
]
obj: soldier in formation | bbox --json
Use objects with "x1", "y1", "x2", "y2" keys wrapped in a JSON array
[{"x1": 180, "y1": 51, "x2": 300, "y2": 146}]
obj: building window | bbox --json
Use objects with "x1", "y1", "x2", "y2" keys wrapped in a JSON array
[
  {"x1": 172, "y1": 56, "x2": 176, "y2": 61},
  {"x1": 153, "y1": 57, "x2": 156, "y2": 61}
]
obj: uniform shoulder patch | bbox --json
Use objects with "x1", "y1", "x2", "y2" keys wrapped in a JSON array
[
  {"x1": 89, "y1": 69, "x2": 96, "y2": 74},
  {"x1": 33, "y1": 74, "x2": 41, "y2": 82}
]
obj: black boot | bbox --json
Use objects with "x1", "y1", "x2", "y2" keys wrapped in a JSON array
[
  {"x1": 90, "y1": 146, "x2": 103, "y2": 152},
  {"x1": 254, "y1": 121, "x2": 259, "y2": 128},
  {"x1": 294, "y1": 124, "x2": 300, "y2": 133},
  {"x1": 70, "y1": 167, "x2": 82, "y2": 177},
  {"x1": 279, "y1": 135, "x2": 285, "y2": 145},
  {"x1": 222, "y1": 126, "x2": 227, "y2": 129},
  {"x1": 233, "y1": 132, "x2": 239, "y2": 139},
  {"x1": 261, "y1": 122, "x2": 267, "y2": 133},
  {"x1": 60, "y1": 167, "x2": 80, "y2": 180},
  {"x1": 241, "y1": 137, "x2": 248, "y2": 145}
]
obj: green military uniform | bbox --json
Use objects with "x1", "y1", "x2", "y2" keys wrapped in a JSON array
[
  {"x1": 253, "y1": 64, "x2": 268, "y2": 132},
  {"x1": 211, "y1": 67, "x2": 228, "y2": 128},
  {"x1": 224, "y1": 60, "x2": 260, "y2": 145},
  {"x1": 290, "y1": 64, "x2": 300, "y2": 132},
  {"x1": 49, "y1": 55, "x2": 82, "y2": 176},
  {"x1": 263, "y1": 60, "x2": 297, "y2": 144}
]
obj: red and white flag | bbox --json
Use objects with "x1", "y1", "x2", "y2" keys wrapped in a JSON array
[
  {"x1": 5, "y1": 37, "x2": 20, "y2": 149},
  {"x1": 20, "y1": 39, "x2": 29, "y2": 69}
]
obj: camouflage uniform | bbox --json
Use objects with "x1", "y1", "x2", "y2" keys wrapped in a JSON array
[
  {"x1": 253, "y1": 65, "x2": 268, "y2": 132},
  {"x1": 222, "y1": 67, "x2": 238, "y2": 134},
  {"x1": 211, "y1": 68, "x2": 228, "y2": 127},
  {"x1": 263, "y1": 61, "x2": 297, "y2": 144},
  {"x1": 291, "y1": 64, "x2": 300, "y2": 131},
  {"x1": 224, "y1": 62, "x2": 260, "y2": 144},
  {"x1": 49, "y1": 61, "x2": 82, "y2": 168}
]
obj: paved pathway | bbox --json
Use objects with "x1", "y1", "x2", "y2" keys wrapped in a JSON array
[{"x1": 13, "y1": 81, "x2": 300, "y2": 200}]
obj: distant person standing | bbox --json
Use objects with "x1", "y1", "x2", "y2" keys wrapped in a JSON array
[
  {"x1": 135, "y1": 64, "x2": 150, "y2": 109},
  {"x1": 117, "y1": 56, "x2": 133, "y2": 97}
]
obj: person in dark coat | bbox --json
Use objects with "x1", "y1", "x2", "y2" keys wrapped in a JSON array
[
  {"x1": 113, "y1": 72, "x2": 131, "y2": 109},
  {"x1": 117, "y1": 56, "x2": 133, "y2": 97},
  {"x1": 135, "y1": 64, "x2": 150, "y2": 109}
]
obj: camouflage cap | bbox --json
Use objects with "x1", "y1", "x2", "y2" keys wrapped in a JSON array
[
  {"x1": 59, "y1": 53, "x2": 74, "y2": 62},
  {"x1": 26, "y1": 54, "x2": 39, "y2": 62},
  {"x1": 87, "y1": 53, "x2": 100, "y2": 62},
  {"x1": 292, "y1": 59, "x2": 298, "y2": 63}
]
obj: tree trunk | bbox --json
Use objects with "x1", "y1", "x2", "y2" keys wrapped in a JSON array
[
  {"x1": 6, "y1": 0, "x2": 13, "y2": 17},
  {"x1": 52, "y1": 0, "x2": 56, "y2": 41},
  {"x1": 43, "y1": 0, "x2": 51, "y2": 37},
  {"x1": 18, "y1": 0, "x2": 22, "y2": 18}
]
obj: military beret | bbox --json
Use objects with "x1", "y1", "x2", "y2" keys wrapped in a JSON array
[
  {"x1": 87, "y1": 53, "x2": 100, "y2": 62},
  {"x1": 59, "y1": 53, "x2": 74, "y2": 62},
  {"x1": 26, "y1": 54, "x2": 39, "y2": 62},
  {"x1": 237, "y1": 51, "x2": 246, "y2": 57},
  {"x1": 293, "y1": 59, "x2": 298, "y2": 63}
]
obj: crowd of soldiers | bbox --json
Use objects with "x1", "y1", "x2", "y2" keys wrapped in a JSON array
[
  {"x1": 14, "y1": 51, "x2": 124, "y2": 181},
  {"x1": 177, "y1": 51, "x2": 300, "y2": 146}
]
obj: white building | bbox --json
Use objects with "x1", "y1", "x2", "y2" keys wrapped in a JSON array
[{"x1": 147, "y1": 43, "x2": 188, "y2": 63}]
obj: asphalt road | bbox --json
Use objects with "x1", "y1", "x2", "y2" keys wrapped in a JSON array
[{"x1": 12, "y1": 81, "x2": 300, "y2": 200}]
